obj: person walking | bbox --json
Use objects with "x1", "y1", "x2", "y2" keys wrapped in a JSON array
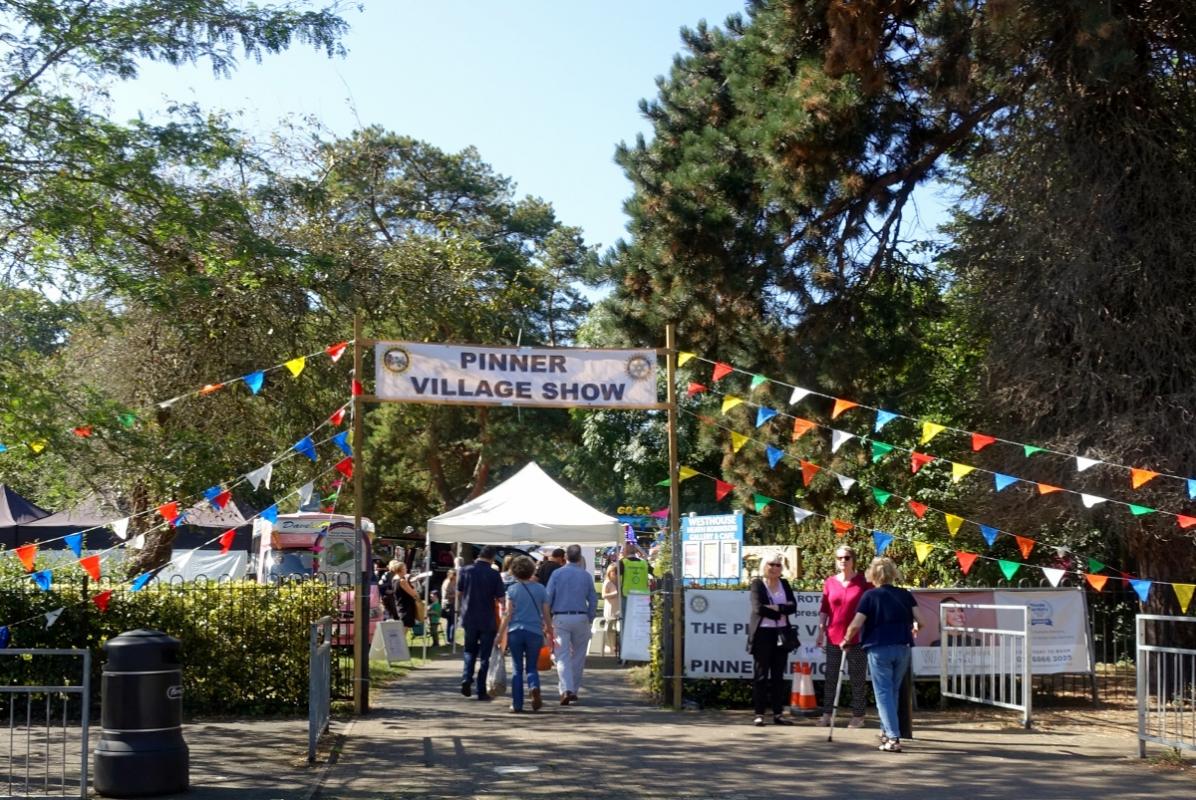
[
  {"x1": 457, "y1": 546, "x2": 506, "y2": 700},
  {"x1": 534, "y1": 548, "x2": 565, "y2": 585},
  {"x1": 441, "y1": 569, "x2": 459, "y2": 645},
  {"x1": 841, "y1": 557, "x2": 926, "y2": 753},
  {"x1": 496, "y1": 555, "x2": 553, "y2": 713},
  {"x1": 815, "y1": 545, "x2": 872, "y2": 728},
  {"x1": 747, "y1": 552, "x2": 798, "y2": 727},
  {"x1": 602, "y1": 563, "x2": 621, "y2": 658},
  {"x1": 545, "y1": 544, "x2": 598, "y2": 704}
]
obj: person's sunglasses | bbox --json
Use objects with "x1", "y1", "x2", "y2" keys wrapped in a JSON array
[
  {"x1": 836, "y1": 555, "x2": 853, "y2": 560},
  {"x1": 766, "y1": 562, "x2": 782, "y2": 567}
]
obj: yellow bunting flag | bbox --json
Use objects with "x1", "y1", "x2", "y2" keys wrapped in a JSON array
[
  {"x1": 677, "y1": 352, "x2": 695, "y2": 367},
  {"x1": 29, "y1": 440, "x2": 47, "y2": 454},
  {"x1": 721, "y1": 395, "x2": 743, "y2": 414},
  {"x1": 950, "y1": 463, "x2": 975, "y2": 483},
  {"x1": 914, "y1": 541, "x2": 934, "y2": 563},
  {"x1": 1173, "y1": 583, "x2": 1194, "y2": 614},
  {"x1": 678, "y1": 467, "x2": 698, "y2": 481},
  {"x1": 285, "y1": 356, "x2": 306, "y2": 377},
  {"x1": 730, "y1": 432, "x2": 748, "y2": 453},
  {"x1": 943, "y1": 514, "x2": 964, "y2": 537},
  {"x1": 1130, "y1": 468, "x2": 1159, "y2": 489},
  {"x1": 921, "y1": 422, "x2": 946, "y2": 444}
]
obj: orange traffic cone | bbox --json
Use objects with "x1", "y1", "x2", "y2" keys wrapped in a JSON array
[{"x1": 789, "y1": 661, "x2": 819, "y2": 713}]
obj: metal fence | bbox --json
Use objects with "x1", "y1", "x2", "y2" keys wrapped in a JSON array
[
  {"x1": 308, "y1": 616, "x2": 333, "y2": 763},
  {"x1": 1136, "y1": 614, "x2": 1196, "y2": 757},
  {"x1": 0, "y1": 649, "x2": 90, "y2": 800},
  {"x1": 939, "y1": 603, "x2": 1033, "y2": 728}
]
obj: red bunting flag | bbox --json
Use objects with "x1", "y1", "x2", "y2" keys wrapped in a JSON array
[
  {"x1": 714, "y1": 479, "x2": 735, "y2": 501},
  {"x1": 1015, "y1": 536, "x2": 1035, "y2": 559},
  {"x1": 157, "y1": 501, "x2": 179, "y2": 524},
  {"x1": 72, "y1": 425, "x2": 93, "y2": 438},
  {"x1": 219, "y1": 529, "x2": 236, "y2": 554},
  {"x1": 92, "y1": 590, "x2": 113, "y2": 612},
  {"x1": 199, "y1": 383, "x2": 223, "y2": 396},
  {"x1": 326, "y1": 341, "x2": 348, "y2": 362},
  {"x1": 831, "y1": 399, "x2": 859, "y2": 419},
  {"x1": 212, "y1": 490, "x2": 231, "y2": 509},
  {"x1": 792, "y1": 418, "x2": 817, "y2": 440},
  {"x1": 329, "y1": 407, "x2": 346, "y2": 426},
  {"x1": 1130, "y1": 468, "x2": 1159, "y2": 489},
  {"x1": 1085, "y1": 573, "x2": 1108, "y2": 592},
  {"x1": 351, "y1": 379, "x2": 363, "y2": 396},
  {"x1": 686, "y1": 382, "x2": 708, "y2": 396},
  {"x1": 956, "y1": 551, "x2": 978, "y2": 575},
  {"x1": 334, "y1": 457, "x2": 354, "y2": 479},
  {"x1": 1036, "y1": 483, "x2": 1062, "y2": 495},
  {"x1": 908, "y1": 500, "x2": 929, "y2": 519},
  {"x1": 79, "y1": 555, "x2": 101, "y2": 581},
  {"x1": 15, "y1": 544, "x2": 37, "y2": 572},
  {"x1": 711, "y1": 362, "x2": 733, "y2": 382},
  {"x1": 971, "y1": 433, "x2": 996, "y2": 452},
  {"x1": 800, "y1": 460, "x2": 821, "y2": 487},
  {"x1": 832, "y1": 520, "x2": 852, "y2": 537},
  {"x1": 910, "y1": 452, "x2": 935, "y2": 473},
  {"x1": 1177, "y1": 515, "x2": 1196, "y2": 530}
]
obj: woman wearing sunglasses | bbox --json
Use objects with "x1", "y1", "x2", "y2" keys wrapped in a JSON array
[
  {"x1": 814, "y1": 545, "x2": 872, "y2": 729},
  {"x1": 746, "y1": 553, "x2": 799, "y2": 727}
]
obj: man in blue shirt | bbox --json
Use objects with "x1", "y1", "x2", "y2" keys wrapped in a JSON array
[
  {"x1": 545, "y1": 544, "x2": 598, "y2": 704},
  {"x1": 457, "y1": 546, "x2": 506, "y2": 700}
]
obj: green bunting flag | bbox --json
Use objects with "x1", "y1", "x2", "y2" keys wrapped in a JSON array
[
  {"x1": 1087, "y1": 558, "x2": 1105, "y2": 574},
  {"x1": 871, "y1": 441, "x2": 894, "y2": 463},
  {"x1": 1128, "y1": 504, "x2": 1156, "y2": 516},
  {"x1": 871, "y1": 487, "x2": 892, "y2": 506},
  {"x1": 750, "y1": 374, "x2": 768, "y2": 390},
  {"x1": 1023, "y1": 445, "x2": 1045, "y2": 457},
  {"x1": 998, "y1": 559, "x2": 1021, "y2": 580},
  {"x1": 753, "y1": 494, "x2": 774, "y2": 513},
  {"x1": 118, "y1": 412, "x2": 137, "y2": 428}
]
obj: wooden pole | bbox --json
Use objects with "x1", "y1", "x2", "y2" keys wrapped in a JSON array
[
  {"x1": 665, "y1": 324, "x2": 683, "y2": 708},
  {"x1": 352, "y1": 311, "x2": 370, "y2": 714}
]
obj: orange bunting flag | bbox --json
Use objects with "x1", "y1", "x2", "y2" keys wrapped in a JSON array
[
  {"x1": 714, "y1": 479, "x2": 735, "y2": 501},
  {"x1": 79, "y1": 555, "x2": 101, "y2": 581},
  {"x1": 956, "y1": 551, "x2": 978, "y2": 575},
  {"x1": 1130, "y1": 468, "x2": 1159, "y2": 489},
  {"x1": 800, "y1": 460, "x2": 821, "y2": 487},
  {"x1": 15, "y1": 544, "x2": 37, "y2": 572},
  {"x1": 72, "y1": 425, "x2": 93, "y2": 438},
  {"x1": 972, "y1": 433, "x2": 996, "y2": 451},
  {"x1": 1036, "y1": 483, "x2": 1063, "y2": 495},
  {"x1": 330, "y1": 407, "x2": 346, "y2": 426},
  {"x1": 908, "y1": 500, "x2": 929, "y2": 519},
  {"x1": 157, "y1": 502, "x2": 179, "y2": 524},
  {"x1": 711, "y1": 362, "x2": 733, "y2": 382},
  {"x1": 792, "y1": 418, "x2": 817, "y2": 440},
  {"x1": 335, "y1": 457, "x2": 354, "y2": 479},
  {"x1": 832, "y1": 520, "x2": 852, "y2": 537},
  {"x1": 1085, "y1": 573, "x2": 1108, "y2": 592},
  {"x1": 219, "y1": 529, "x2": 236, "y2": 554},
  {"x1": 914, "y1": 541, "x2": 934, "y2": 563},
  {"x1": 199, "y1": 383, "x2": 223, "y2": 396},
  {"x1": 1015, "y1": 536, "x2": 1035, "y2": 559},
  {"x1": 831, "y1": 399, "x2": 859, "y2": 419},
  {"x1": 1176, "y1": 515, "x2": 1196, "y2": 530},
  {"x1": 910, "y1": 452, "x2": 935, "y2": 473},
  {"x1": 1173, "y1": 583, "x2": 1194, "y2": 614},
  {"x1": 92, "y1": 590, "x2": 113, "y2": 612},
  {"x1": 326, "y1": 341, "x2": 348, "y2": 362},
  {"x1": 944, "y1": 514, "x2": 964, "y2": 536},
  {"x1": 686, "y1": 382, "x2": 708, "y2": 397}
]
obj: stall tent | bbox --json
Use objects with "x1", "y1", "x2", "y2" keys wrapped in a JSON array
[
  {"x1": 0, "y1": 484, "x2": 51, "y2": 549},
  {"x1": 426, "y1": 462, "x2": 621, "y2": 545}
]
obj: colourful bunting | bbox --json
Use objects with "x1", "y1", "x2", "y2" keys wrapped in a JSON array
[
  {"x1": 979, "y1": 526, "x2": 999, "y2": 547},
  {"x1": 914, "y1": 542, "x2": 934, "y2": 563},
  {"x1": 944, "y1": 514, "x2": 964, "y2": 536},
  {"x1": 92, "y1": 591, "x2": 113, "y2": 612},
  {"x1": 1085, "y1": 573, "x2": 1108, "y2": 592},
  {"x1": 871, "y1": 441, "x2": 894, "y2": 463},
  {"x1": 335, "y1": 457, "x2": 354, "y2": 479},
  {"x1": 832, "y1": 519, "x2": 853, "y2": 537},
  {"x1": 1041, "y1": 567, "x2": 1065, "y2": 587},
  {"x1": 1176, "y1": 515, "x2": 1196, "y2": 529},
  {"x1": 130, "y1": 572, "x2": 153, "y2": 592},
  {"x1": 711, "y1": 362, "x2": 733, "y2": 381},
  {"x1": 79, "y1": 555, "x2": 101, "y2": 580},
  {"x1": 285, "y1": 356, "x2": 306, "y2": 377},
  {"x1": 260, "y1": 505, "x2": 279, "y2": 524},
  {"x1": 972, "y1": 433, "x2": 996, "y2": 451},
  {"x1": 246, "y1": 463, "x2": 273, "y2": 490},
  {"x1": 332, "y1": 431, "x2": 352, "y2": 456},
  {"x1": 118, "y1": 412, "x2": 137, "y2": 428},
  {"x1": 0, "y1": 443, "x2": 6, "y2": 453},
  {"x1": 800, "y1": 461, "x2": 820, "y2": 487},
  {"x1": 1080, "y1": 493, "x2": 1107, "y2": 508},
  {"x1": 15, "y1": 544, "x2": 37, "y2": 572},
  {"x1": 1130, "y1": 579, "x2": 1152, "y2": 603},
  {"x1": 219, "y1": 529, "x2": 236, "y2": 553},
  {"x1": 213, "y1": 490, "x2": 231, "y2": 510},
  {"x1": 157, "y1": 502, "x2": 179, "y2": 524},
  {"x1": 908, "y1": 500, "x2": 929, "y2": 519},
  {"x1": 1023, "y1": 445, "x2": 1045, "y2": 457},
  {"x1": 326, "y1": 341, "x2": 349, "y2": 362},
  {"x1": 951, "y1": 463, "x2": 975, "y2": 483},
  {"x1": 766, "y1": 445, "x2": 784, "y2": 469},
  {"x1": 830, "y1": 429, "x2": 854, "y2": 454},
  {"x1": 1131, "y1": 468, "x2": 1159, "y2": 489},
  {"x1": 730, "y1": 432, "x2": 748, "y2": 453},
  {"x1": 874, "y1": 410, "x2": 898, "y2": 431},
  {"x1": 792, "y1": 507, "x2": 813, "y2": 525},
  {"x1": 921, "y1": 422, "x2": 946, "y2": 444},
  {"x1": 956, "y1": 551, "x2": 978, "y2": 575},
  {"x1": 998, "y1": 560, "x2": 1020, "y2": 580},
  {"x1": 679, "y1": 467, "x2": 698, "y2": 481},
  {"x1": 873, "y1": 531, "x2": 893, "y2": 555},
  {"x1": 686, "y1": 382, "x2": 708, "y2": 397},
  {"x1": 31, "y1": 570, "x2": 52, "y2": 591},
  {"x1": 721, "y1": 396, "x2": 743, "y2": 414},
  {"x1": 714, "y1": 479, "x2": 734, "y2": 501},
  {"x1": 792, "y1": 418, "x2": 816, "y2": 440},
  {"x1": 835, "y1": 475, "x2": 856, "y2": 494},
  {"x1": 1015, "y1": 536, "x2": 1034, "y2": 559},
  {"x1": 910, "y1": 452, "x2": 935, "y2": 473},
  {"x1": 293, "y1": 436, "x2": 318, "y2": 461},
  {"x1": 1189, "y1": 480, "x2": 1196, "y2": 500},
  {"x1": 750, "y1": 374, "x2": 768, "y2": 390},
  {"x1": 351, "y1": 379, "x2": 363, "y2": 396},
  {"x1": 244, "y1": 371, "x2": 265, "y2": 395},
  {"x1": 831, "y1": 399, "x2": 859, "y2": 419},
  {"x1": 0, "y1": 627, "x2": 8, "y2": 648},
  {"x1": 1174, "y1": 584, "x2": 1194, "y2": 613},
  {"x1": 994, "y1": 473, "x2": 1018, "y2": 491},
  {"x1": 753, "y1": 494, "x2": 774, "y2": 513},
  {"x1": 1036, "y1": 483, "x2": 1062, "y2": 495},
  {"x1": 28, "y1": 440, "x2": 46, "y2": 454},
  {"x1": 199, "y1": 383, "x2": 223, "y2": 396},
  {"x1": 1128, "y1": 504, "x2": 1156, "y2": 516},
  {"x1": 1088, "y1": 558, "x2": 1105, "y2": 573},
  {"x1": 330, "y1": 407, "x2": 346, "y2": 426},
  {"x1": 44, "y1": 608, "x2": 62, "y2": 627},
  {"x1": 72, "y1": 425, "x2": 93, "y2": 438},
  {"x1": 64, "y1": 533, "x2": 83, "y2": 557},
  {"x1": 1075, "y1": 456, "x2": 1100, "y2": 472},
  {"x1": 871, "y1": 488, "x2": 892, "y2": 506},
  {"x1": 789, "y1": 387, "x2": 811, "y2": 405},
  {"x1": 755, "y1": 407, "x2": 778, "y2": 427}
]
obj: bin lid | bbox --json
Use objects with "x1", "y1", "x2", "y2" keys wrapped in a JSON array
[{"x1": 102, "y1": 629, "x2": 182, "y2": 671}]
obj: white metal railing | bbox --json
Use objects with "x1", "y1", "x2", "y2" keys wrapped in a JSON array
[
  {"x1": 939, "y1": 603, "x2": 1032, "y2": 728},
  {"x1": 1136, "y1": 614, "x2": 1196, "y2": 758},
  {"x1": 308, "y1": 616, "x2": 333, "y2": 763}
]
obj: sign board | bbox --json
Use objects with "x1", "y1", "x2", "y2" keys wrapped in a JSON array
[
  {"x1": 681, "y1": 512, "x2": 744, "y2": 586},
  {"x1": 621, "y1": 593, "x2": 652, "y2": 662},
  {"x1": 369, "y1": 620, "x2": 410, "y2": 664},
  {"x1": 320, "y1": 520, "x2": 359, "y2": 584},
  {"x1": 683, "y1": 587, "x2": 1091, "y2": 679},
  {"x1": 373, "y1": 342, "x2": 659, "y2": 409}
]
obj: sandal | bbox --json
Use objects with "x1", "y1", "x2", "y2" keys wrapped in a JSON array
[{"x1": 879, "y1": 738, "x2": 902, "y2": 752}]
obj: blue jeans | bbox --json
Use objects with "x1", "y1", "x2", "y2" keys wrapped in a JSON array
[
  {"x1": 462, "y1": 627, "x2": 497, "y2": 695},
  {"x1": 507, "y1": 628, "x2": 544, "y2": 710},
  {"x1": 866, "y1": 644, "x2": 910, "y2": 740}
]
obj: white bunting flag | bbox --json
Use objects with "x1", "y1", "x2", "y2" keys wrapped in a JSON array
[
  {"x1": 1041, "y1": 567, "x2": 1066, "y2": 587},
  {"x1": 172, "y1": 549, "x2": 194, "y2": 574},
  {"x1": 44, "y1": 608, "x2": 63, "y2": 628},
  {"x1": 1080, "y1": 494, "x2": 1107, "y2": 509},
  {"x1": 792, "y1": 507, "x2": 814, "y2": 524},
  {"x1": 830, "y1": 429, "x2": 855, "y2": 454},
  {"x1": 110, "y1": 517, "x2": 129, "y2": 540},
  {"x1": 246, "y1": 463, "x2": 274, "y2": 490},
  {"x1": 1075, "y1": 456, "x2": 1101, "y2": 472},
  {"x1": 835, "y1": 475, "x2": 857, "y2": 494},
  {"x1": 789, "y1": 386, "x2": 811, "y2": 406},
  {"x1": 130, "y1": 534, "x2": 146, "y2": 549},
  {"x1": 298, "y1": 481, "x2": 316, "y2": 508}
]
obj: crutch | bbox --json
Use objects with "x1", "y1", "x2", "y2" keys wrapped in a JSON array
[{"x1": 827, "y1": 649, "x2": 850, "y2": 742}]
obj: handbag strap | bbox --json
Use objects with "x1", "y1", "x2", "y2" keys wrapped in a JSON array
[{"x1": 520, "y1": 582, "x2": 543, "y2": 623}]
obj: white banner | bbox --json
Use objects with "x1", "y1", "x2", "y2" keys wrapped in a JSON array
[
  {"x1": 683, "y1": 589, "x2": 826, "y2": 679},
  {"x1": 621, "y1": 593, "x2": 652, "y2": 662},
  {"x1": 374, "y1": 342, "x2": 659, "y2": 408}
]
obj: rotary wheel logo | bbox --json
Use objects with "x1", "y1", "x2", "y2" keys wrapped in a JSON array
[
  {"x1": 382, "y1": 347, "x2": 411, "y2": 374},
  {"x1": 625, "y1": 354, "x2": 653, "y2": 381},
  {"x1": 689, "y1": 594, "x2": 708, "y2": 614}
]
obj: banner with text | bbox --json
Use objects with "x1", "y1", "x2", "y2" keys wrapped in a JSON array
[{"x1": 374, "y1": 342, "x2": 659, "y2": 408}]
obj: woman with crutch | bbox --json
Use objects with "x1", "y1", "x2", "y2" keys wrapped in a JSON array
[{"x1": 815, "y1": 545, "x2": 871, "y2": 729}]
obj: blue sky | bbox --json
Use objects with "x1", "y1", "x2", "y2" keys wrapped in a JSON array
[{"x1": 106, "y1": 1, "x2": 751, "y2": 255}]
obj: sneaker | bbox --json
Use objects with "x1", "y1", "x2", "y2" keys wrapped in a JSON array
[
  {"x1": 814, "y1": 714, "x2": 832, "y2": 727},
  {"x1": 848, "y1": 716, "x2": 866, "y2": 729},
  {"x1": 531, "y1": 688, "x2": 543, "y2": 711},
  {"x1": 879, "y1": 738, "x2": 902, "y2": 752},
  {"x1": 753, "y1": 716, "x2": 765, "y2": 727},
  {"x1": 509, "y1": 705, "x2": 524, "y2": 713},
  {"x1": 459, "y1": 680, "x2": 472, "y2": 698}
]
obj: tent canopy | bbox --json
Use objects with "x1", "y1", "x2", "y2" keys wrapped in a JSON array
[
  {"x1": 0, "y1": 484, "x2": 51, "y2": 548},
  {"x1": 427, "y1": 462, "x2": 621, "y2": 545}
]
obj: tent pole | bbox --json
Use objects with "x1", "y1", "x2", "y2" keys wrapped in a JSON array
[
  {"x1": 422, "y1": 527, "x2": 430, "y2": 662},
  {"x1": 665, "y1": 323, "x2": 683, "y2": 708},
  {"x1": 352, "y1": 311, "x2": 370, "y2": 715}
]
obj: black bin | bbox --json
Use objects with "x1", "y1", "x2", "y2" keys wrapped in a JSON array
[{"x1": 94, "y1": 629, "x2": 189, "y2": 797}]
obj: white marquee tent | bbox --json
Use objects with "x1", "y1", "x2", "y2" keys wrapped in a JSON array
[{"x1": 426, "y1": 462, "x2": 622, "y2": 545}]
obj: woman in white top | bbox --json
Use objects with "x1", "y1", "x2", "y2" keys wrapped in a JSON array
[{"x1": 602, "y1": 564, "x2": 621, "y2": 657}]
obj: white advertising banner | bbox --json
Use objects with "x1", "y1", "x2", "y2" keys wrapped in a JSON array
[
  {"x1": 374, "y1": 342, "x2": 659, "y2": 408},
  {"x1": 683, "y1": 589, "x2": 827, "y2": 679},
  {"x1": 621, "y1": 593, "x2": 652, "y2": 662}
]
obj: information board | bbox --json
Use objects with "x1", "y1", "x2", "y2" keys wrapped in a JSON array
[
  {"x1": 369, "y1": 620, "x2": 410, "y2": 664},
  {"x1": 681, "y1": 512, "x2": 744, "y2": 586},
  {"x1": 621, "y1": 593, "x2": 652, "y2": 662}
]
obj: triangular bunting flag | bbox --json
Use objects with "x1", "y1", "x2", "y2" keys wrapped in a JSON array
[
  {"x1": 1176, "y1": 514, "x2": 1196, "y2": 530},
  {"x1": 1041, "y1": 567, "x2": 1065, "y2": 587},
  {"x1": 219, "y1": 529, "x2": 237, "y2": 553},
  {"x1": 110, "y1": 518, "x2": 129, "y2": 540},
  {"x1": 972, "y1": 433, "x2": 996, "y2": 451},
  {"x1": 79, "y1": 555, "x2": 101, "y2": 580},
  {"x1": 212, "y1": 490, "x2": 231, "y2": 510},
  {"x1": 131, "y1": 572, "x2": 154, "y2": 592},
  {"x1": 753, "y1": 494, "x2": 773, "y2": 514},
  {"x1": 1128, "y1": 504, "x2": 1156, "y2": 516},
  {"x1": 830, "y1": 429, "x2": 854, "y2": 454},
  {"x1": 956, "y1": 551, "x2": 978, "y2": 575},
  {"x1": 874, "y1": 410, "x2": 898, "y2": 431},
  {"x1": 792, "y1": 507, "x2": 813, "y2": 525},
  {"x1": 831, "y1": 399, "x2": 859, "y2": 419},
  {"x1": 92, "y1": 590, "x2": 113, "y2": 612},
  {"x1": 755, "y1": 407, "x2": 778, "y2": 428},
  {"x1": 921, "y1": 421, "x2": 946, "y2": 444},
  {"x1": 715, "y1": 479, "x2": 734, "y2": 501},
  {"x1": 871, "y1": 487, "x2": 892, "y2": 506},
  {"x1": 1023, "y1": 445, "x2": 1045, "y2": 457},
  {"x1": 951, "y1": 463, "x2": 976, "y2": 483},
  {"x1": 1075, "y1": 456, "x2": 1100, "y2": 472},
  {"x1": 711, "y1": 362, "x2": 733, "y2": 381},
  {"x1": 765, "y1": 445, "x2": 784, "y2": 469},
  {"x1": 1130, "y1": 468, "x2": 1159, "y2": 489},
  {"x1": 1087, "y1": 558, "x2": 1105, "y2": 574},
  {"x1": 285, "y1": 356, "x2": 306, "y2": 377},
  {"x1": 1173, "y1": 583, "x2": 1194, "y2": 613},
  {"x1": 873, "y1": 531, "x2": 893, "y2": 555},
  {"x1": 28, "y1": 440, "x2": 46, "y2": 454},
  {"x1": 993, "y1": 473, "x2": 1018, "y2": 492},
  {"x1": 31, "y1": 570, "x2": 52, "y2": 591},
  {"x1": 721, "y1": 396, "x2": 743, "y2": 414},
  {"x1": 1015, "y1": 536, "x2": 1035, "y2": 559},
  {"x1": 998, "y1": 560, "x2": 1020, "y2": 580},
  {"x1": 677, "y1": 352, "x2": 695, "y2": 367},
  {"x1": 0, "y1": 626, "x2": 8, "y2": 648},
  {"x1": 979, "y1": 525, "x2": 999, "y2": 547},
  {"x1": 298, "y1": 482, "x2": 316, "y2": 507},
  {"x1": 832, "y1": 519, "x2": 853, "y2": 537},
  {"x1": 246, "y1": 463, "x2": 273, "y2": 490},
  {"x1": 332, "y1": 431, "x2": 352, "y2": 456},
  {"x1": 730, "y1": 432, "x2": 748, "y2": 453},
  {"x1": 260, "y1": 505, "x2": 279, "y2": 524},
  {"x1": 330, "y1": 407, "x2": 346, "y2": 426},
  {"x1": 351, "y1": 379, "x2": 363, "y2": 396},
  {"x1": 679, "y1": 466, "x2": 698, "y2": 481},
  {"x1": 118, "y1": 412, "x2": 137, "y2": 428},
  {"x1": 914, "y1": 541, "x2": 934, "y2": 563},
  {"x1": 44, "y1": 608, "x2": 63, "y2": 628},
  {"x1": 325, "y1": 341, "x2": 348, "y2": 362},
  {"x1": 1189, "y1": 479, "x2": 1196, "y2": 500},
  {"x1": 800, "y1": 461, "x2": 820, "y2": 487},
  {"x1": 72, "y1": 425, "x2": 93, "y2": 438},
  {"x1": 64, "y1": 533, "x2": 83, "y2": 557},
  {"x1": 871, "y1": 441, "x2": 894, "y2": 463},
  {"x1": 203, "y1": 485, "x2": 222, "y2": 508},
  {"x1": 1080, "y1": 494, "x2": 1107, "y2": 509},
  {"x1": 157, "y1": 501, "x2": 179, "y2": 524},
  {"x1": 907, "y1": 500, "x2": 929, "y2": 519},
  {"x1": 835, "y1": 475, "x2": 857, "y2": 495},
  {"x1": 792, "y1": 418, "x2": 817, "y2": 440},
  {"x1": 686, "y1": 382, "x2": 708, "y2": 397},
  {"x1": 1130, "y1": 579, "x2": 1152, "y2": 603},
  {"x1": 750, "y1": 374, "x2": 768, "y2": 390},
  {"x1": 944, "y1": 514, "x2": 964, "y2": 536},
  {"x1": 293, "y1": 436, "x2": 318, "y2": 462},
  {"x1": 789, "y1": 387, "x2": 811, "y2": 405},
  {"x1": 172, "y1": 549, "x2": 194, "y2": 574},
  {"x1": 910, "y1": 452, "x2": 935, "y2": 473},
  {"x1": 199, "y1": 382, "x2": 223, "y2": 396},
  {"x1": 1036, "y1": 483, "x2": 1062, "y2": 495},
  {"x1": 15, "y1": 544, "x2": 37, "y2": 572},
  {"x1": 1085, "y1": 573, "x2": 1108, "y2": 592}
]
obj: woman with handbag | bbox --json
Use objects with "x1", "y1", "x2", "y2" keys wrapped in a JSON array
[
  {"x1": 496, "y1": 555, "x2": 553, "y2": 713},
  {"x1": 747, "y1": 553, "x2": 799, "y2": 727}
]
